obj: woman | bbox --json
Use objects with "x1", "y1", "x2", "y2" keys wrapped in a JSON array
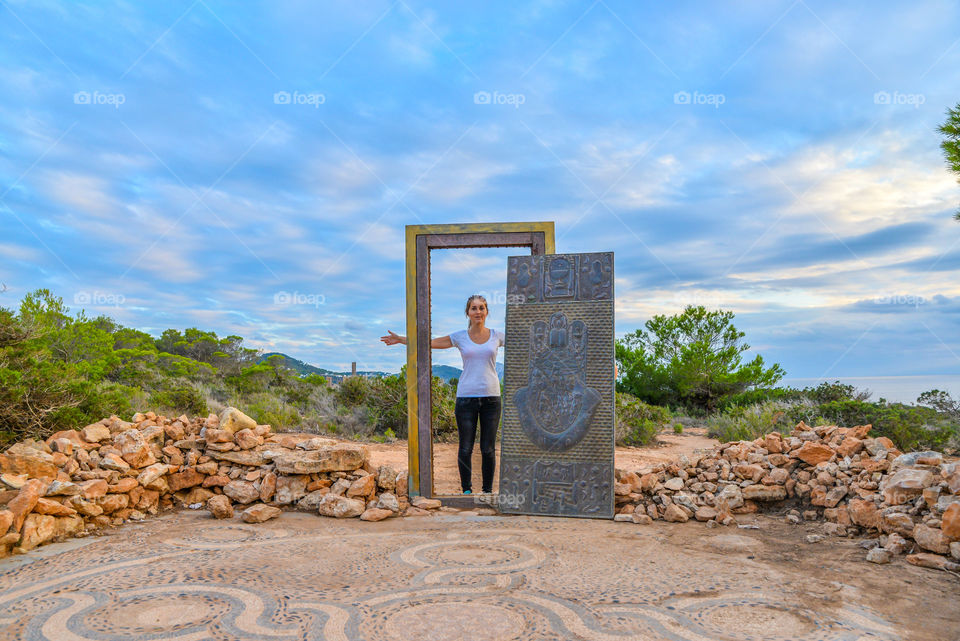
[{"x1": 380, "y1": 294, "x2": 503, "y2": 495}]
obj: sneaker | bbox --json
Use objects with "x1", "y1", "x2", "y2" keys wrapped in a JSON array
[{"x1": 463, "y1": 490, "x2": 472, "y2": 495}]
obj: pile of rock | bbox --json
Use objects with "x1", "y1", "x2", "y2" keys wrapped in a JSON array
[
  {"x1": 612, "y1": 422, "x2": 960, "y2": 571},
  {"x1": 0, "y1": 408, "x2": 433, "y2": 558}
]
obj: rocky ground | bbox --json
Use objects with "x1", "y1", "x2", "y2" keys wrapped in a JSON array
[{"x1": 1, "y1": 508, "x2": 956, "y2": 640}]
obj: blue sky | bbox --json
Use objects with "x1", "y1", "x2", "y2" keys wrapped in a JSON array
[{"x1": 1, "y1": 1, "x2": 959, "y2": 400}]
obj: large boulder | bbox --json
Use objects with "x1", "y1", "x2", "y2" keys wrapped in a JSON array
[
  {"x1": 274, "y1": 444, "x2": 368, "y2": 474},
  {"x1": 206, "y1": 495, "x2": 234, "y2": 519},
  {"x1": 241, "y1": 504, "x2": 282, "y2": 523},
  {"x1": 317, "y1": 494, "x2": 365, "y2": 518},
  {"x1": 0, "y1": 442, "x2": 58, "y2": 479},
  {"x1": 223, "y1": 481, "x2": 260, "y2": 504},
  {"x1": 113, "y1": 430, "x2": 156, "y2": 468},
  {"x1": 218, "y1": 408, "x2": 257, "y2": 435},
  {"x1": 882, "y1": 468, "x2": 934, "y2": 505}
]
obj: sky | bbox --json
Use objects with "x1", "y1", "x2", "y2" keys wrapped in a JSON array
[{"x1": 1, "y1": 1, "x2": 959, "y2": 402}]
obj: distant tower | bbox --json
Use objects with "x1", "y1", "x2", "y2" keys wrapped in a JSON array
[{"x1": 351, "y1": 361, "x2": 357, "y2": 376}]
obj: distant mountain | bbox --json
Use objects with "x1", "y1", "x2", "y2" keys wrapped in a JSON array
[
  {"x1": 260, "y1": 352, "x2": 390, "y2": 377},
  {"x1": 262, "y1": 352, "x2": 502, "y2": 381},
  {"x1": 432, "y1": 362, "x2": 504, "y2": 382},
  {"x1": 432, "y1": 364, "x2": 461, "y2": 381}
]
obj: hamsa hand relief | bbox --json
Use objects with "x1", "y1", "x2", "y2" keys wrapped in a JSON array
[{"x1": 501, "y1": 252, "x2": 615, "y2": 519}]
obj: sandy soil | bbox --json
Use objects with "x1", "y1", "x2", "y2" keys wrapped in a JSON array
[{"x1": 367, "y1": 426, "x2": 719, "y2": 495}]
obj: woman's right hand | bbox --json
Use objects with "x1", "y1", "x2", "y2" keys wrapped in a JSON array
[{"x1": 380, "y1": 330, "x2": 406, "y2": 346}]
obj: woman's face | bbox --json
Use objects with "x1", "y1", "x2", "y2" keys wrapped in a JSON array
[{"x1": 467, "y1": 299, "x2": 488, "y2": 325}]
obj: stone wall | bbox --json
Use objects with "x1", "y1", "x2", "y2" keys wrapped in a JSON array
[
  {"x1": 0, "y1": 408, "x2": 442, "y2": 558},
  {"x1": 611, "y1": 422, "x2": 960, "y2": 571}
]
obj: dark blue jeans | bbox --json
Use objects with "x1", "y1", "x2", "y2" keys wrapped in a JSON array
[{"x1": 454, "y1": 396, "x2": 501, "y2": 493}]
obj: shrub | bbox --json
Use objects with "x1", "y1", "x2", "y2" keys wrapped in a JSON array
[
  {"x1": 148, "y1": 384, "x2": 208, "y2": 417},
  {"x1": 243, "y1": 393, "x2": 301, "y2": 430},
  {"x1": 673, "y1": 422, "x2": 684, "y2": 434},
  {"x1": 707, "y1": 400, "x2": 794, "y2": 442},
  {"x1": 615, "y1": 392, "x2": 671, "y2": 446}
]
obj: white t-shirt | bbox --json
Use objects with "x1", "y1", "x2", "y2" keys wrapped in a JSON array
[{"x1": 449, "y1": 328, "x2": 504, "y2": 397}]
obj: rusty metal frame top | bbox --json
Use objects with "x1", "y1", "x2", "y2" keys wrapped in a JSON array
[{"x1": 404, "y1": 222, "x2": 555, "y2": 502}]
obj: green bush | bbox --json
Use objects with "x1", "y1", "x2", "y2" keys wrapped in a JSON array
[
  {"x1": 673, "y1": 422, "x2": 684, "y2": 434},
  {"x1": 707, "y1": 400, "x2": 794, "y2": 443},
  {"x1": 615, "y1": 392, "x2": 671, "y2": 446},
  {"x1": 243, "y1": 392, "x2": 301, "y2": 430},
  {"x1": 148, "y1": 385, "x2": 208, "y2": 417}
]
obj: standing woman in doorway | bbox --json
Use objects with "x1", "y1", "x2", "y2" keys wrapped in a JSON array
[{"x1": 380, "y1": 294, "x2": 503, "y2": 495}]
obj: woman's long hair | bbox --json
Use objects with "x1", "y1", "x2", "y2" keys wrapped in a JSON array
[{"x1": 465, "y1": 294, "x2": 488, "y2": 329}]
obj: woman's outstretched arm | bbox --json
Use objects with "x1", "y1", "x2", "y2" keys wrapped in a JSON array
[{"x1": 380, "y1": 331, "x2": 452, "y2": 349}]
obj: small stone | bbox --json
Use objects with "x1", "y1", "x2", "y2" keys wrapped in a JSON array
[
  {"x1": 410, "y1": 496, "x2": 442, "y2": 510},
  {"x1": 317, "y1": 494, "x2": 365, "y2": 518},
  {"x1": 806, "y1": 534, "x2": 824, "y2": 543},
  {"x1": 241, "y1": 504, "x2": 282, "y2": 523},
  {"x1": 632, "y1": 513, "x2": 653, "y2": 525},
  {"x1": 795, "y1": 442, "x2": 834, "y2": 466},
  {"x1": 614, "y1": 514, "x2": 633, "y2": 522},
  {"x1": 234, "y1": 429, "x2": 263, "y2": 450},
  {"x1": 950, "y1": 541, "x2": 960, "y2": 561},
  {"x1": 663, "y1": 504, "x2": 689, "y2": 523},
  {"x1": 866, "y1": 548, "x2": 892, "y2": 564},
  {"x1": 885, "y1": 533, "x2": 911, "y2": 555},
  {"x1": 223, "y1": 480, "x2": 260, "y2": 504},
  {"x1": 136, "y1": 463, "x2": 169, "y2": 488},
  {"x1": 376, "y1": 465, "x2": 397, "y2": 492},
  {"x1": 906, "y1": 553, "x2": 960, "y2": 572},
  {"x1": 913, "y1": 523, "x2": 951, "y2": 554},
  {"x1": 694, "y1": 506, "x2": 718, "y2": 522},
  {"x1": 207, "y1": 495, "x2": 234, "y2": 519},
  {"x1": 742, "y1": 485, "x2": 786, "y2": 502},
  {"x1": 347, "y1": 474, "x2": 376, "y2": 498},
  {"x1": 360, "y1": 507, "x2": 394, "y2": 522},
  {"x1": 99, "y1": 453, "x2": 130, "y2": 472},
  {"x1": 81, "y1": 423, "x2": 111, "y2": 443},
  {"x1": 44, "y1": 480, "x2": 81, "y2": 496},
  {"x1": 376, "y1": 493, "x2": 400, "y2": 512},
  {"x1": 664, "y1": 478, "x2": 684, "y2": 491},
  {"x1": 940, "y1": 503, "x2": 960, "y2": 540}
]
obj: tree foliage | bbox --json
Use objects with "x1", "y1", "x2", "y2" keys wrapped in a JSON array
[
  {"x1": 616, "y1": 306, "x2": 785, "y2": 413},
  {"x1": 938, "y1": 102, "x2": 960, "y2": 220}
]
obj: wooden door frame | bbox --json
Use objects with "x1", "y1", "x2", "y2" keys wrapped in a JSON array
[{"x1": 404, "y1": 222, "x2": 555, "y2": 506}]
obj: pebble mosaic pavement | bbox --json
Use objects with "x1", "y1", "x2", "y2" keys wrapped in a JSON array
[{"x1": 0, "y1": 511, "x2": 903, "y2": 641}]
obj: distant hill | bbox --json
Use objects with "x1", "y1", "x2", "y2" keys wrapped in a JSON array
[
  {"x1": 260, "y1": 352, "x2": 390, "y2": 378},
  {"x1": 432, "y1": 362, "x2": 504, "y2": 382},
  {"x1": 262, "y1": 352, "x2": 501, "y2": 382}
]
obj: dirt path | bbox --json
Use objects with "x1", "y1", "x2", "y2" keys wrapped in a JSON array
[{"x1": 367, "y1": 427, "x2": 718, "y2": 495}]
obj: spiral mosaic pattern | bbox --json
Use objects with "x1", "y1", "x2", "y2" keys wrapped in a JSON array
[{"x1": 0, "y1": 512, "x2": 906, "y2": 641}]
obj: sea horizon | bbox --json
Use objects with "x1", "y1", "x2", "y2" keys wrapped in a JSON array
[{"x1": 779, "y1": 375, "x2": 960, "y2": 406}]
